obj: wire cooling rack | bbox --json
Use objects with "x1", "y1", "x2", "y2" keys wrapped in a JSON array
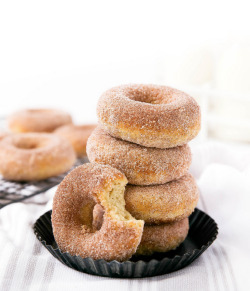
[{"x1": 0, "y1": 158, "x2": 87, "y2": 209}]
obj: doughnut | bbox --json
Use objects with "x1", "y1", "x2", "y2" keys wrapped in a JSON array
[
  {"x1": 0, "y1": 131, "x2": 8, "y2": 140},
  {"x1": 8, "y1": 109, "x2": 72, "y2": 133},
  {"x1": 97, "y1": 84, "x2": 201, "y2": 148},
  {"x1": 125, "y1": 173, "x2": 199, "y2": 224},
  {"x1": 55, "y1": 124, "x2": 96, "y2": 158},
  {"x1": 136, "y1": 218, "x2": 189, "y2": 256},
  {"x1": 0, "y1": 133, "x2": 76, "y2": 181},
  {"x1": 87, "y1": 126, "x2": 192, "y2": 185},
  {"x1": 90, "y1": 207, "x2": 189, "y2": 256},
  {"x1": 52, "y1": 163, "x2": 144, "y2": 262}
]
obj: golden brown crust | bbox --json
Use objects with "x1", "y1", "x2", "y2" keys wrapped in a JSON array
[
  {"x1": 8, "y1": 109, "x2": 72, "y2": 133},
  {"x1": 87, "y1": 126, "x2": 192, "y2": 185},
  {"x1": 52, "y1": 163, "x2": 144, "y2": 262},
  {"x1": 136, "y1": 218, "x2": 189, "y2": 255},
  {"x1": 125, "y1": 173, "x2": 199, "y2": 224},
  {"x1": 0, "y1": 133, "x2": 76, "y2": 181},
  {"x1": 97, "y1": 84, "x2": 201, "y2": 148},
  {"x1": 55, "y1": 124, "x2": 96, "y2": 157}
]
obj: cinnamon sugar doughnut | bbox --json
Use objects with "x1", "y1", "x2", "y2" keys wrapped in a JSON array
[
  {"x1": 125, "y1": 173, "x2": 199, "y2": 224},
  {"x1": 8, "y1": 109, "x2": 72, "y2": 133},
  {"x1": 52, "y1": 163, "x2": 144, "y2": 262},
  {"x1": 136, "y1": 218, "x2": 189, "y2": 256},
  {"x1": 90, "y1": 207, "x2": 189, "y2": 256},
  {"x1": 55, "y1": 124, "x2": 96, "y2": 157},
  {"x1": 97, "y1": 84, "x2": 201, "y2": 148},
  {"x1": 87, "y1": 126, "x2": 192, "y2": 185},
  {"x1": 0, "y1": 131, "x2": 8, "y2": 140},
  {"x1": 0, "y1": 133, "x2": 76, "y2": 181}
]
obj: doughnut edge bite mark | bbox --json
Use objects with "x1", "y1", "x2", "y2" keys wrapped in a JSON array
[
  {"x1": 52, "y1": 163, "x2": 144, "y2": 262},
  {"x1": 97, "y1": 84, "x2": 201, "y2": 148}
]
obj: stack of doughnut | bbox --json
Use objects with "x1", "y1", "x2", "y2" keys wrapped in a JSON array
[
  {"x1": 87, "y1": 84, "x2": 201, "y2": 256},
  {"x1": 0, "y1": 109, "x2": 96, "y2": 181}
]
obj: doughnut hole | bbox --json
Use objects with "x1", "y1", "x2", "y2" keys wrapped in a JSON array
[
  {"x1": 80, "y1": 203, "x2": 105, "y2": 231},
  {"x1": 12, "y1": 136, "x2": 48, "y2": 150},
  {"x1": 14, "y1": 141, "x2": 38, "y2": 149},
  {"x1": 92, "y1": 204, "x2": 104, "y2": 230},
  {"x1": 126, "y1": 87, "x2": 174, "y2": 105},
  {"x1": 79, "y1": 202, "x2": 96, "y2": 230}
]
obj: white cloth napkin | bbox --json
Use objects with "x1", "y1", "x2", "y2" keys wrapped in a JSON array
[{"x1": 0, "y1": 141, "x2": 250, "y2": 291}]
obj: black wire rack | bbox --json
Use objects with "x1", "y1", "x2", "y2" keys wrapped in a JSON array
[{"x1": 0, "y1": 158, "x2": 87, "y2": 209}]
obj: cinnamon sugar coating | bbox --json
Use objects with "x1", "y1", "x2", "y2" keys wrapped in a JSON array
[
  {"x1": 0, "y1": 131, "x2": 8, "y2": 140},
  {"x1": 8, "y1": 109, "x2": 72, "y2": 133},
  {"x1": 87, "y1": 126, "x2": 192, "y2": 185},
  {"x1": 55, "y1": 124, "x2": 96, "y2": 157},
  {"x1": 91, "y1": 206, "x2": 189, "y2": 256},
  {"x1": 125, "y1": 173, "x2": 199, "y2": 224},
  {"x1": 136, "y1": 218, "x2": 189, "y2": 255},
  {"x1": 0, "y1": 133, "x2": 76, "y2": 181},
  {"x1": 52, "y1": 163, "x2": 144, "y2": 262},
  {"x1": 97, "y1": 84, "x2": 201, "y2": 148}
]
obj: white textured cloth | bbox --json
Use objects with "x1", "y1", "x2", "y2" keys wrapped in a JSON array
[{"x1": 0, "y1": 142, "x2": 250, "y2": 291}]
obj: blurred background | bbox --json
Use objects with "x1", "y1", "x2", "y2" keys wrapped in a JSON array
[{"x1": 1, "y1": 0, "x2": 250, "y2": 145}]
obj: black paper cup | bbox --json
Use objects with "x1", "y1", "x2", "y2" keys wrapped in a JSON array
[{"x1": 33, "y1": 208, "x2": 218, "y2": 278}]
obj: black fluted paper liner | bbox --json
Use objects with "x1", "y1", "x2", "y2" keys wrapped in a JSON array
[{"x1": 33, "y1": 208, "x2": 218, "y2": 278}]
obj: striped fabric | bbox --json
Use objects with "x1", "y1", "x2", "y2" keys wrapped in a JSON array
[{"x1": 0, "y1": 142, "x2": 250, "y2": 291}]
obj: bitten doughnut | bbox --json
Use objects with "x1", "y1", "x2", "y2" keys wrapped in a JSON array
[
  {"x1": 91, "y1": 208, "x2": 189, "y2": 256},
  {"x1": 0, "y1": 133, "x2": 76, "y2": 181},
  {"x1": 125, "y1": 173, "x2": 199, "y2": 224},
  {"x1": 8, "y1": 109, "x2": 72, "y2": 133},
  {"x1": 136, "y1": 218, "x2": 189, "y2": 255},
  {"x1": 97, "y1": 84, "x2": 201, "y2": 148},
  {"x1": 52, "y1": 163, "x2": 144, "y2": 262},
  {"x1": 87, "y1": 126, "x2": 192, "y2": 185},
  {"x1": 55, "y1": 124, "x2": 96, "y2": 157}
]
